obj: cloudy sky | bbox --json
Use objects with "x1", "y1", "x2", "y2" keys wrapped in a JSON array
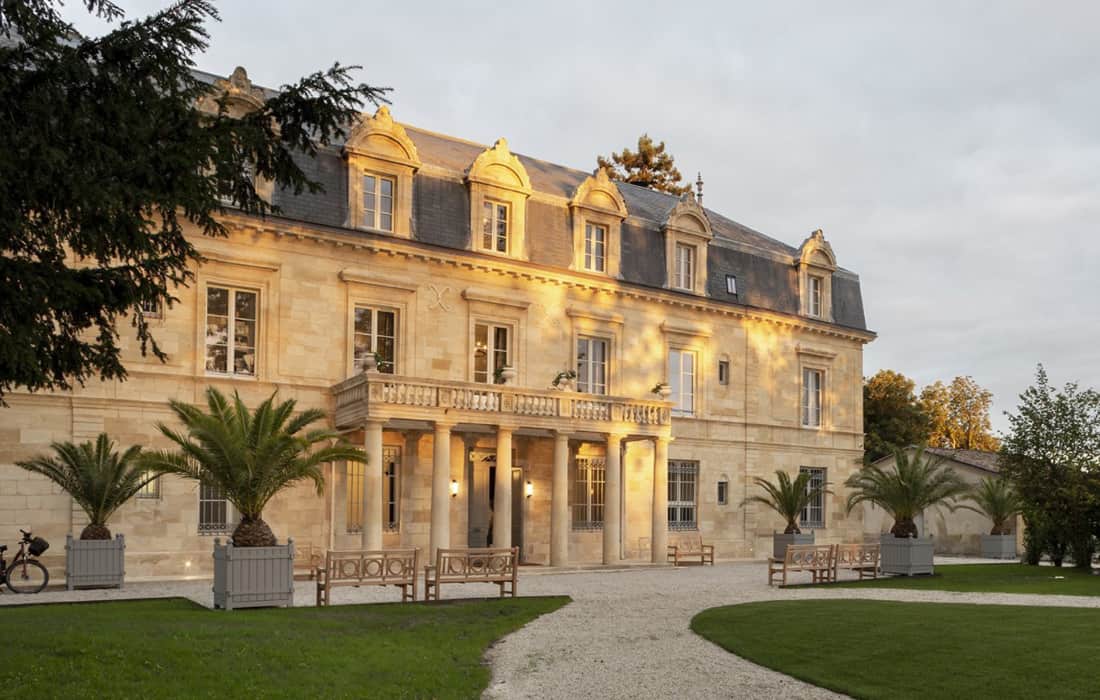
[{"x1": 75, "y1": 2, "x2": 1100, "y2": 432}]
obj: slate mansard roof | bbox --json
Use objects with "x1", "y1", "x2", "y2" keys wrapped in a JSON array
[{"x1": 197, "y1": 70, "x2": 870, "y2": 334}]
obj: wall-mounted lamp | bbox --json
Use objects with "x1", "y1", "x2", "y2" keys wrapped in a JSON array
[
  {"x1": 450, "y1": 479, "x2": 459, "y2": 498},
  {"x1": 525, "y1": 480, "x2": 534, "y2": 499}
]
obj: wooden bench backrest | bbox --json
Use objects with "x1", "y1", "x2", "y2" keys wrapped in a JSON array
[
  {"x1": 323, "y1": 548, "x2": 418, "y2": 585},
  {"x1": 784, "y1": 544, "x2": 834, "y2": 569},
  {"x1": 835, "y1": 543, "x2": 880, "y2": 567},
  {"x1": 434, "y1": 547, "x2": 517, "y2": 582}
]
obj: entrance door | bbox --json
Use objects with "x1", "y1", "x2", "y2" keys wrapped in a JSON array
[
  {"x1": 511, "y1": 467, "x2": 524, "y2": 557},
  {"x1": 467, "y1": 450, "x2": 494, "y2": 547}
]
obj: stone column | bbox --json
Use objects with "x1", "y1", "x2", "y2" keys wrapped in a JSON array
[
  {"x1": 651, "y1": 436, "x2": 670, "y2": 563},
  {"x1": 362, "y1": 419, "x2": 384, "y2": 550},
  {"x1": 603, "y1": 432, "x2": 623, "y2": 565},
  {"x1": 429, "y1": 421, "x2": 453, "y2": 560},
  {"x1": 551, "y1": 430, "x2": 569, "y2": 567},
  {"x1": 494, "y1": 427, "x2": 513, "y2": 549}
]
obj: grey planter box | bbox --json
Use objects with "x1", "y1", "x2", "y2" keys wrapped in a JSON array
[
  {"x1": 880, "y1": 535, "x2": 934, "y2": 575},
  {"x1": 981, "y1": 534, "x2": 1017, "y2": 560},
  {"x1": 66, "y1": 534, "x2": 125, "y2": 590},
  {"x1": 213, "y1": 538, "x2": 294, "y2": 610},
  {"x1": 773, "y1": 532, "x2": 815, "y2": 560}
]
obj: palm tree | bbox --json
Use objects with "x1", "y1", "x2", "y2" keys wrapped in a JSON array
[
  {"x1": 16, "y1": 434, "x2": 158, "y2": 540},
  {"x1": 742, "y1": 470, "x2": 830, "y2": 534},
  {"x1": 142, "y1": 387, "x2": 366, "y2": 547},
  {"x1": 959, "y1": 477, "x2": 1023, "y2": 535},
  {"x1": 845, "y1": 445, "x2": 972, "y2": 538}
]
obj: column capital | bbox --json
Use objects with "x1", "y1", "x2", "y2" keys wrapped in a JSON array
[
  {"x1": 364, "y1": 418, "x2": 386, "y2": 429},
  {"x1": 433, "y1": 420, "x2": 455, "y2": 432},
  {"x1": 605, "y1": 431, "x2": 627, "y2": 444},
  {"x1": 496, "y1": 425, "x2": 514, "y2": 437},
  {"x1": 553, "y1": 429, "x2": 571, "y2": 441}
]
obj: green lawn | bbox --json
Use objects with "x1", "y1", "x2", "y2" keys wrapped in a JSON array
[
  {"x1": 693, "y1": 600, "x2": 1100, "y2": 699},
  {"x1": 0, "y1": 596, "x2": 567, "y2": 698},
  {"x1": 814, "y1": 563, "x2": 1100, "y2": 596}
]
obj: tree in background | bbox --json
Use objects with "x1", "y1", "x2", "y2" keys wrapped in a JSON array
[
  {"x1": 920, "y1": 376, "x2": 1001, "y2": 451},
  {"x1": 597, "y1": 134, "x2": 692, "y2": 195},
  {"x1": 863, "y1": 370, "x2": 931, "y2": 463},
  {"x1": 1000, "y1": 365, "x2": 1100, "y2": 568},
  {"x1": 0, "y1": 0, "x2": 388, "y2": 401}
]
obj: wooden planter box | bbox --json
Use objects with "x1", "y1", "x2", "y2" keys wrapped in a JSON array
[
  {"x1": 213, "y1": 538, "x2": 294, "y2": 610},
  {"x1": 880, "y1": 535, "x2": 934, "y2": 576},
  {"x1": 981, "y1": 534, "x2": 1017, "y2": 560},
  {"x1": 773, "y1": 532, "x2": 815, "y2": 560},
  {"x1": 66, "y1": 534, "x2": 125, "y2": 590}
]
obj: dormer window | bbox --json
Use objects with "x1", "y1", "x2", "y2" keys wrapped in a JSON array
[
  {"x1": 662, "y1": 193, "x2": 712, "y2": 295},
  {"x1": 467, "y1": 138, "x2": 532, "y2": 259},
  {"x1": 570, "y1": 169, "x2": 627, "y2": 277},
  {"x1": 674, "y1": 243, "x2": 696, "y2": 291},
  {"x1": 584, "y1": 223, "x2": 607, "y2": 272},
  {"x1": 363, "y1": 173, "x2": 395, "y2": 232},
  {"x1": 797, "y1": 229, "x2": 838, "y2": 321},
  {"x1": 482, "y1": 201, "x2": 509, "y2": 253},
  {"x1": 808, "y1": 275, "x2": 823, "y2": 317},
  {"x1": 343, "y1": 106, "x2": 421, "y2": 238}
]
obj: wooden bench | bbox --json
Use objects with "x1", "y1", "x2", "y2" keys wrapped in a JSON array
[
  {"x1": 768, "y1": 544, "x2": 835, "y2": 587},
  {"x1": 424, "y1": 547, "x2": 518, "y2": 601},
  {"x1": 833, "y1": 543, "x2": 880, "y2": 581},
  {"x1": 667, "y1": 535, "x2": 715, "y2": 566},
  {"x1": 316, "y1": 548, "x2": 419, "y2": 606},
  {"x1": 293, "y1": 541, "x2": 324, "y2": 580}
]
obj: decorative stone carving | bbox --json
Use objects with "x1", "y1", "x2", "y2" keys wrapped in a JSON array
[
  {"x1": 466, "y1": 138, "x2": 532, "y2": 194},
  {"x1": 343, "y1": 105, "x2": 421, "y2": 236}
]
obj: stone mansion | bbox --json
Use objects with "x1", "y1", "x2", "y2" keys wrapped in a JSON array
[{"x1": 0, "y1": 68, "x2": 874, "y2": 577}]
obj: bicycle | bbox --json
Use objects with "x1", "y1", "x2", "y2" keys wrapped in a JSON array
[{"x1": 1, "y1": 530, "x2": 50, "y2": 594}]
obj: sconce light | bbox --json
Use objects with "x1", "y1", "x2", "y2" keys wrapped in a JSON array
[
  {"x1": 525, "y1": 480, "x2": 534, "y2": 499},
  {"x1": 450, "y1": 479, "x2": 459, "y2": 498}
]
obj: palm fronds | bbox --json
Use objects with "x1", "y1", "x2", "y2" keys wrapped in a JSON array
[
  {"x1": 742, "y1": 470, "x2": 831, "y2": 534},
  {"x1": 958, "y1": 477, "x2": 1023, "y2": 535}
]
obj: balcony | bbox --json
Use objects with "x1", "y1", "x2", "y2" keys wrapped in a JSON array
[{"x1": 332, "y1": 373, "x2": 671, "y2": 436}]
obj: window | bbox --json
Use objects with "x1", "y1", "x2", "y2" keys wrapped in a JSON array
[
  {"x1": 800, "y1": 467, "x2": 826, "y2": 528},
  {"x1": 136, "y1": 472, "x2": 160, "y2": 499},
  {"x1": 481, "y1": 201, "x2": 509, "y2": 253},
  {"x1": 346, "y1": 460, "x2": 363, "y2": 533},
  {"x1": 583, "y1": 223, "x2": 607, "y2": 272},
  {"x1": 353, "y1": 306, "x2": 397, "y2": 374},
  {"x1": 808, "y1": 275, "x2": 823, "y2": 318},
  {"x1": 198, "y1": 483, "x2": 231, "y2": 533},
  {"x1": 717, "y1": 477, "x2": 729, "y2": 506},
  {"x1": 576, "y1": 336, "x2": 608, "y2": 395},
  {"x1": 140, "y1": 298, "x2": 162, "y2": 319},
  {"x1": 474, "y1": 323, "x2": 510, "y2": 383},
  {"x1": 205, "y1": 286, "x2": 257, "y2": 377},
  {"x1": 668, "y1": 460, "x2": 698, "y2": 530},
  {"x1": 668, "y1": 349, "x2": 696, "y2": 417},
  {"x1": 572, "y1": 457, "x2": 605, "y2": 529},
  {"x1": 674, "y1": 243, "x2": 695, "y2": 291},
  {"x1": 362, "y1": 173, "x2": 395, "y2": 231},
  {"x1": 725, "y1": 274, "x2": 737, "y2": 295},
  {"x1": 345, "y1": 446, "x2": 401, "y2": 533},
  {"x1": 802, "y1": 367, "x2": 824, "y2": 428},
  {"x1": 718, "y1": 360, "x2": 730, "y2": 386}
]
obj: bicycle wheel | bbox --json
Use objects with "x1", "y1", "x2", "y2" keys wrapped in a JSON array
[{"x1": 5, "y1": 557, "x2": 48, "y2": 594}]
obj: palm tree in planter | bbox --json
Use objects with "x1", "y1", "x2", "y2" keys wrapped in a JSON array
[
  {"x1": 845, "y1": 445, "x2": 972, "y2": 575},
  {"x1": 143, "y1": 387, "x2": 365, "y2": 609},
  {"x1": 959, "y1": 477, "x2": 1023, "y2": 559},
  {"x1": 742, "y1": 470, "x2": 831, "y2": 559},
  {"x1": 17, "y1": 434, "x2": 160, "y2": 589}
]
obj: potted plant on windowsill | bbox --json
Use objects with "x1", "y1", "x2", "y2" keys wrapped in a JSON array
[
  {"x1": 143, "y1": 387, "x2": 366, "y2": 609},
  {"x1": 17, "y1": 434, "x2": 163, "y2": 590},
  {"x1": 652, "y1": 382, "x2": 672, "y2": 399},
  {"x1": 960, "y1": 477, "x2": 1022, "y2": 560},
  {"x1": 552, "y1": 369, "x2": 577, "y2": 391},
  {"x1": 742, "y1": 470, "x2": 830, "y2": 559},
  {"x1": 845, "y1": 444, "x2": 971, "y2": 575}
]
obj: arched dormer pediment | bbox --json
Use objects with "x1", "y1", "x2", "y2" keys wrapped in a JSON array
[
  {"x1": 797, "y1": 229, "x2": 837, "y2": 321},
  {"x1": 662, "y1": 192, "x2": 712, "y2": 295},
  {"x1": 570, "y1": 168, "x2": 627, "y2": 218},
  {"x1": 798, "y1": 229, "x2": 837, "y2": 271},
  {"x1": 569, "y1": 168, "x2": 627, "y2": 277},
  {"x1": 343, "y1": 106, "x2": 419, "y2": 237},
  {"x1": 466, "y1": 138, "x2": 532, "y2": 195},
  {"x1": 198, "y1": 66, "x2": 266, "y2": 116},
  {"x1": 344, "y1": 105, "x2": 421, "y2": 170},
  {"x1": 663, "y1": 192, "x2": 712, "y2": 239}
]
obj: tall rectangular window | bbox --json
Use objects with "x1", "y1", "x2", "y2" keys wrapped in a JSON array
[
  {"x1": 576, "y1": 336, "x2": 608, "y2": 395},
  {"x1": 136, "y1": 472, "x2": 160, "y2": 499},
  {"x1": 800, "y1": 467, "x2": 826, "y2": 528},
  {"x1": 205, "y1": 286, "x2": 257, "y2": 377},
  {"x1": 362, "y1": 173, "x2": 395, "y2": 231},
  {"x1": 718, "y1": 360, "x2": 730, "y2": 386},
  {"x1": 481, "y1": 201, "x2": 509, "y2": 253},
  {"x1": 674, "y1": 243, "x2": 695, "y2": 291},
  {"x1": 802, "y1": 368, "x2": 824, "y2": 428},
  {"x1": 198, "y1": 483, "x2": 230, "y2": 533},
  {"x1": 571, "y1": 457, "x2": 605, "y2": 530},
  {"x1": 808, "y1": 275, "x2": 823, "y2": 318},
  {"x1": 345, "y1": 446, "x2": 401, "y2": 533},
  {"x1": 353, "y1": 306, "x2": 397, "y2": 374},
  {"x1": 668, "y1": 460, "x2": 698, "y2": 530},
  {"x1": 668, "y1": 349, "x2": 696, "y2": 417},
  {"x1": 725, "y1": 274, "x2": 737, "y2": 295},
  {"x1": 584, "y1": 223, "x2": 607, "y2": 272},
  {"x1": 474, "y1": 322, "x2": 510, "y2": 383}
]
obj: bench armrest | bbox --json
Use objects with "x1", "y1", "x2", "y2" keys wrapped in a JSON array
[{"x1": 701, "y1": 544, "x2": 714, "y2": 553}]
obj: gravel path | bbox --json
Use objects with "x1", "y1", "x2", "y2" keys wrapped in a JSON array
[{"x1": 3, "y1": 560, "x2": 1097, "y2": 699}]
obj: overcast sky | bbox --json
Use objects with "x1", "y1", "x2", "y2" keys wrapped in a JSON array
[{"x1": 74, "y1": 2, "x2": 1100, "y2": 432}]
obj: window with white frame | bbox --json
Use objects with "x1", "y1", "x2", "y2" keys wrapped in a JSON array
[
  {"x1": 725, "y1": 274, "x2": 737, "y2": 295},
  {"x1": 198, "y1": 482, "x2": 231, "y2": 533},
  {"x1": 140, "y1": 298, "x2": 162, "y2": 319},
  {"x1": 353, "y1": 306, "x2": 397, "y2": 374},
  {"x1": 362, "y1": 173, "x2": 395, "y2": 231},
  {"x1": 800, "y1": 466, "x2": 826, "y2": 528},
  {"x1": 136, "y1": 472, "x2": 160, "y2": 499},
  {"x1": 583, "y1": 222, "x2": 607, "y2": 272},
  {"x1": 801, "y1": 367, "x2": 824, "y2": 428},
  {"x1": 668, "y1": 349, "x2": 696, "y2": 417},
  {"x1": 576, "y1": 336, "x2": 608, "y2": 395},
  {"x1": 673, "y1": 242, "x2": 696, "y2": 291},
  {"x1": 474, "y1": 322, "x2": 510, "y2": 383},
  {"x1": 668, "y1": 460, "x2": 698, "y2": 530},
  {"x1": 205, "y1": 286, "x2": 258, "y2": 377},
  {"x1": 808, "y1": 275, "x2": 823, "y2": 318},
  {"x1": 571, "y1": 457, "x2": 605, "y2": 530},
  {"x1": 345, "y1": 446, "x2": 401, "y2": 533},
  {"x1": 481, "y1": 200, "x2": 509, "y2": 253}
]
